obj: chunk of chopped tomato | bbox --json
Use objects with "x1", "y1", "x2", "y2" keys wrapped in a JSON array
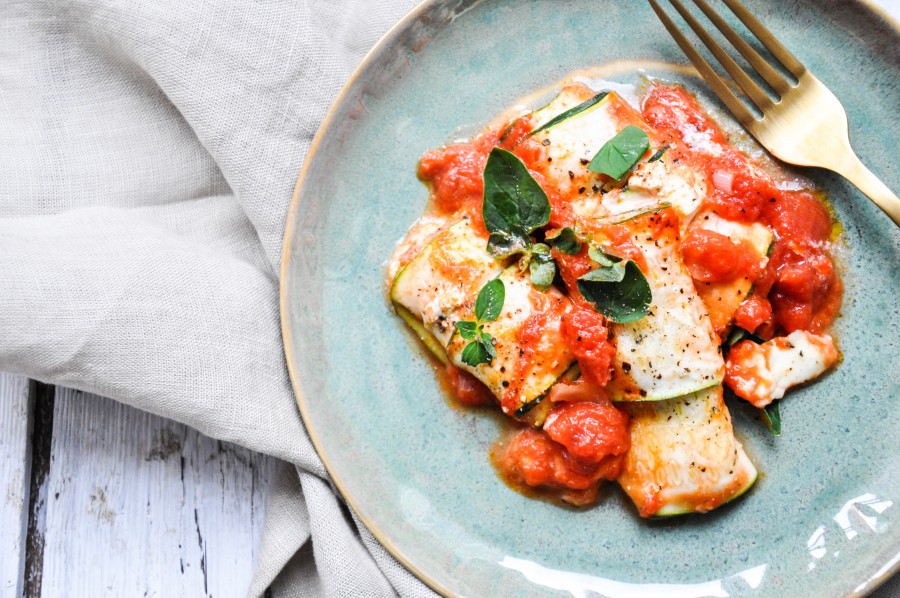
[
  {"x1": 560, "y1": 305, "x2": 617, "y2": 386},
  {"x1": 542, "y1": 401, "x2": 630, "y2": 463},
  {"x1": 497, "y1": 426, "x2": 624, "y2": 501},
  {"x1": 681, "y1": 228, "x2": 762, "y2": 283}
]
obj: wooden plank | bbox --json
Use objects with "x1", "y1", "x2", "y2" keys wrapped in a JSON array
[
  {"x1": 0, "y1": 374, "x2": 32, "y2": 598},
  {"x1": 38, "y1": 388, "x2": 279, "y2": 597}
]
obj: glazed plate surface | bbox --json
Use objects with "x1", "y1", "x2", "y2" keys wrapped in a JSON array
[{"x1": 280, "y1": 1, "x2": 900, "y2": 595}]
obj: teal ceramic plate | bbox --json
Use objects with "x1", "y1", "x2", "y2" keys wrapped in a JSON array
[{"x1": 280, "y1": 1, "x2": 900, "y2": 596}]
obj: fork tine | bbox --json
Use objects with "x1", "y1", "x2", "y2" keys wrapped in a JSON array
[
  {"x1": 648, "y1": 0, "x2": 758, "y2": 128},
  {"x1": 720, "y1": 0, "x2": 806, "y2": 78},
  {"x1": 690, "y1": 0, "x2": 791, "y2": 96},
  {"x1": 666, "y1": 0, "x2": 774, "y2": 113},
  {"x1": 649, "y1": 0, "x2": 756, "y2": 126}
]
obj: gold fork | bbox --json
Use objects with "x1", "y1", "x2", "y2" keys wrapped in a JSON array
[{"x1": 648, "y1": 0, "x2": 900, "y2": 226}]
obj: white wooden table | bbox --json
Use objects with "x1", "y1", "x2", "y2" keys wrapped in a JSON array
[{"x1": 0, "y1": 373, "x2": 279, "y2": 597}]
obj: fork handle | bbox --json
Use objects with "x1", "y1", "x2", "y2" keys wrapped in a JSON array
[{"x1": 833, "y1": 152, "x2": 900, "y2": 227}]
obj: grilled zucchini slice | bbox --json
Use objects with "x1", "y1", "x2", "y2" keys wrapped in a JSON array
[
  {"x1": 445, "y1": 265, "x2": 575, "y2": 416},
  {"x1": 391, "y1": 219, "x2": 575, "y2": 416},
  {"x1": 618, "y1": 385, "x2": 758, "y2": 517},
  {"x1": 391, "y1": 218, "x2": 504, "y2": 348},
  {"x1": 527, "y1": 87, "x2": 723, "y2": 401},
  {"x1": 530, "y1": 86, "x2": 645, "y2": 197},
  {"x1": 604, "y1": 210, "x2": 724, "y2": 401}
]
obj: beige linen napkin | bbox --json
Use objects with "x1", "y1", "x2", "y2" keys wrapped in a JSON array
[{"x1": 0, "y1": 0, "x2": 435, "y2": 595}]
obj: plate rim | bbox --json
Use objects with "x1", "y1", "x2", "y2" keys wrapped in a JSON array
[
  {"x1": 279, "y1": 2, "x2": 454, "y2": 594},
  {"x1": 278, "y1": 1, "x2": 900, "y2": 596}
]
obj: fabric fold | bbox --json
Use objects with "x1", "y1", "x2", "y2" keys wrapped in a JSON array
[{"x1": 0, "y1": 0, "x2": 435, "y2": 595}]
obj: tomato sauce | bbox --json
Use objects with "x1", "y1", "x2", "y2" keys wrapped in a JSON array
[
  {"x1": 495, "y1": 421, "x2": 625, "y2": 506},
  {"x1": 642, "y1": 84, "x2": 842, "y2": 336},
  {"x1": 495, "y1": 399, "x2": 628, "y2": 506},
  {"x1": 417, "y1": 127, "x2": 496, "y2": 231},
  {"x1": 543, "y1": 400, "x2": 630, "y2": 462}
]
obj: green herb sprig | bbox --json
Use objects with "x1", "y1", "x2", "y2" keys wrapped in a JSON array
[
  {"x1": 456, "y1": 278, "x2": 505, "y2": 367},
  {"x1": 577, "y1": 246, "x2": 652, "y2": 324},
  {"x1": 482, "y1": 147, "x2": 560, "y2": 291}
]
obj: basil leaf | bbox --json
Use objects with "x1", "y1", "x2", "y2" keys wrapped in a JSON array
[
  {"x1": 761, "y1": 401, "x2": 782, "y2": 436},
  {"x1": 482, "y1": 148, "x2": 550, "y2": 237},
  {"x1": 461, "y1": 340, "x2": 490, "y2": 367},
  {"x1": 546, "y1": 227, "x2": 581, "y2": 255},
  {"x1": 529, "y1": 244, "x2": 556, "y2": 291},
  {"x1": 455, "y1": 320, "x2": 478, "y2": 340},
  {"x1": 530, "y1": 91, "x2": 608, "y2": 135},
  {"x1": 487, "y1": 230, "x2": 531, "y2": 259},
  {"x1": 587, "y1": 125, "x2": 650, "y2": 180},
  {"x1": 648, "y1": 145, "x2": 669, "y2": 163},
  {"x1": 577, "y1": 260, "x2": 652, "y2": 323},
  {"x1": 588, "y1": 245, "x2": 619, "y2": 267},
  {"x1": 475, "y1": 278, "x2": 505, "y2": 323}
]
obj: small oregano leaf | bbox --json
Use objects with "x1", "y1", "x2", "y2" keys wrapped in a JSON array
[
  {"x1": 546, "y1": 227, "x2": 582, "y2": 255},
  {"x1": 580, "y1": 260, "x2": 627, "y2": 283},
  {"x1": 460, "y1": 340, "x2": 490, "y2": 367},
  {"x1": 528, "y1": 244, "x2": 556, "y2": 291},
  {"x1": 588, "y1": 244, "x2": 619, "y2": 267},
  {"x1": 480, "y1": 332, "x2": 498, "y2": 361},
  {"x1": 454, "y1": 321, "x2": 478, "y2": 340},
  {"x1": 475, "y1": 278, "x2": 505, "y2": 322}
]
